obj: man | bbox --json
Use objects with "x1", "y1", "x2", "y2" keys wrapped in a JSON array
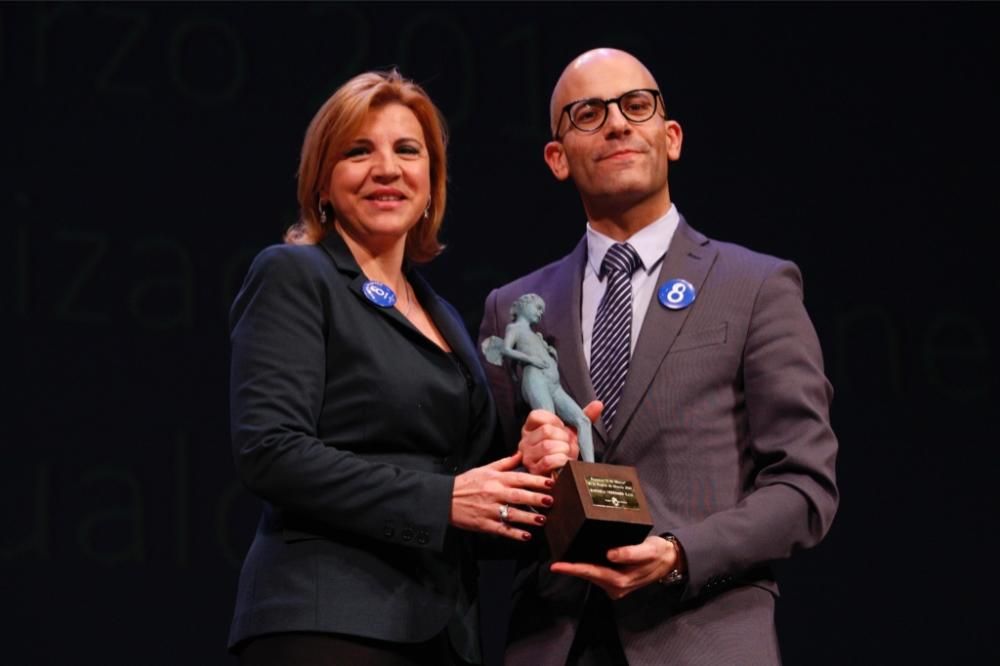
[{"x1": 478, "y1": 48, "x2": 839, "y2": 665}]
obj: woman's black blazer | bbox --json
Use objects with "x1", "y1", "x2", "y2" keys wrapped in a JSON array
[{"x1": 227, "y1": 231, "x2": 501, "y2": 659}]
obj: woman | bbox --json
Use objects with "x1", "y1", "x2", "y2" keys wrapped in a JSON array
[{"x1": 227, "y1": 70, "x2": 555, "y2": 665}]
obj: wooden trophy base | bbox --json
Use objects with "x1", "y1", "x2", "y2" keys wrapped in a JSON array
[{"x1": 544, "y1": 460, "x2": 654, "y2": 564}]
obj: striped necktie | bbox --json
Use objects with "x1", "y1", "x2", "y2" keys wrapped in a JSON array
[{"x1": 590, "y1": 242, "x2": 642, "y2": 431}]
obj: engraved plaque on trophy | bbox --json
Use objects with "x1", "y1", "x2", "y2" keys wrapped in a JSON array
[
  {"x1": 545, "y1": 460, "x2": 653, "y2": 564},
  {"x1": 482, "y1": 293, "x2": 653, "y2": 564}
]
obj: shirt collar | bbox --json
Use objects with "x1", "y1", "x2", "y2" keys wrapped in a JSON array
[{"x1": 586, "y1": 204, "x2": 680, "y2": 279}]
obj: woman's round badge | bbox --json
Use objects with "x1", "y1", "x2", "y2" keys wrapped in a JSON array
[
  {"x1": 658, "y1": 279, "x2": 696, "y2": 310},
  {"x1": 362, "y1": 280, "x2": 397, "y2": 308}
]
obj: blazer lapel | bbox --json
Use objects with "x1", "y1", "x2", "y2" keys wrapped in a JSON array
[
  {"x1": 411, "y1": 271, "x2": 499, "y2": 466},
  {"x1": 541, "y1": 237, "x2": 610, "y2": 446},
  {"x1": 604, "y1": 218, "x2": 718, "y2": 458},
  {"x1": 320, "y1": 232, "x2": 423, "y2": 332},
  {"x1": 411, "y1": 272, "x2": 477, "y2": 366}
]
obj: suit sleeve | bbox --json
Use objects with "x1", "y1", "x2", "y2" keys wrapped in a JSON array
[
  {"x1": 229, "y1": 246, "x2": 455, "y2": 552},
  {"x1": 670, "y1": 260, "x2": 839, "y2": 599},
  {"x1": 479, "y1": 288, "x2": 522, "y2": 450}
]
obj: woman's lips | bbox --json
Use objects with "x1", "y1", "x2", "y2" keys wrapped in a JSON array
[
  {"x1": 364, "y1": 189, "x2": 407, "y2": 210},
  {"x1": 365, "y1": 197, "x2": 406, "y2": 210}
]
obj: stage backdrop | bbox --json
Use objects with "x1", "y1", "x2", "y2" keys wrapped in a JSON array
[{"x1": 3, "y1": 3, "x2": 997, "y2": 664}]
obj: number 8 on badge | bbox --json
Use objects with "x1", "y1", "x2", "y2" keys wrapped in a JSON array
[{"x1": 658, "y1": 279, "x2": 696, "y2": 310}]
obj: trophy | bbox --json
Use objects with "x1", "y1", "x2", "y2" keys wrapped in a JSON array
[{"x1": 482, "y1": 293, "x2": 653, "y2": 564}]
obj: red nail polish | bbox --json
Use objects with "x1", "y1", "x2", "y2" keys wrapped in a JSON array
[
  {"x1": 542, "y1": 497, "x2": 554, "y2": 507},
  {"x1": 545, "y1": 478, "x2": 555, "y2": 488},
  {"x1": 521, "y1": 532, "x2": 532, "y2": 540},
  {"x1": 535, "y1": 515, "x2": 546, "y2": 525}
]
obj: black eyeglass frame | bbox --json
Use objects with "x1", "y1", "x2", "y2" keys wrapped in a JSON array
[{"x1": 553, "y1": 88, "x2": 666, "y2": 140}]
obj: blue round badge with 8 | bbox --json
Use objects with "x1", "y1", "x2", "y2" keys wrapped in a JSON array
[
  {"x1": 658, "y1": 279, "x2": 696, "y2": 310},
  {"x1": 362, "y1": 280, "x2": 397, "y2": 308}
]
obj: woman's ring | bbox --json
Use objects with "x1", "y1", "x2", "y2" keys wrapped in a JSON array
[{"x1": 499, "y1": 503, "x2": 510, "y2": 524}]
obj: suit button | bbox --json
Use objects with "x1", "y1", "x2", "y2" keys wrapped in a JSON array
[
  {"x1": 402, "y1": 526, "x2": 414, "y2": 542},
  {"x1": 383, "y1": 521, "x2": 395, "y2": 539},
  {"x1": 416, "y1": 529, "x2": 429, "y2": 545}
]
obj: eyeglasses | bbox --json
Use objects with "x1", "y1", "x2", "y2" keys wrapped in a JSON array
[{"x1": 554, "y1": 89, "x2": 664, "y2": 140}]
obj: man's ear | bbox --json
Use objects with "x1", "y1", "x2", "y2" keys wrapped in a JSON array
[
  {"x1": 543, "y1": 141, "x2": 570, "y2": 181},
  {"x1": 665, "y1": 120, "x2": 683, "y2": 161}
]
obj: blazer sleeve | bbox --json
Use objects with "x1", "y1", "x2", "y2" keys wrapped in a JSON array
[
  {"x1": 229, "y1": 246, "x2": 455, "y2": 552},
  {"x1": 670, "y1": 260, "x2": 839, "y2": 599}
]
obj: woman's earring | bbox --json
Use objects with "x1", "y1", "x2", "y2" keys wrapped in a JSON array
[
  {"x1": 423, "y1": 198, "x2": 431, "y2": 220},
  {"x1": 319, "y1": 202, "x2": 328, "y2": 226}
]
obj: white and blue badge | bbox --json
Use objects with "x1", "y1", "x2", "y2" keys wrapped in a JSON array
[
  {"x1": 362, "y1": 280, "x2": 397, "y2": 308},
  {"x1": 658, "y1": 279, "x2": 696, "y2": 310}
]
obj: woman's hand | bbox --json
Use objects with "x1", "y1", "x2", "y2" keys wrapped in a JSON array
[{"x1": 450, "y1": 451, "x2": 554, "y2": 541}]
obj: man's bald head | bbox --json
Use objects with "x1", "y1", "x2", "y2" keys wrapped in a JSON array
[
  {"x1": 542, "y1": 47, "x2": 681, "y2": 236},
  {"x1": 549, "y1": 48, "x2": 661, "y2": 137}
]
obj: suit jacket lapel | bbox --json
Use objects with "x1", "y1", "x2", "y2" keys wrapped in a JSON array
[
  {"x1": 411, "y1": 272, "x2": 502, "y2": 467},
  {"x1": 321, "y1": 230, "x2": 475, "y2": 362},
  {"x1": 604, "y1": 218, "x2": 718, "y2": 458},
  {"x1": 322, "y1": 231, "x2": 491, "y2": 462},
  {"x1": 543, "y1": 237, "x2": 610, "y2": 446},
  {"x1": 411, "y1": 271, "x2": 477, "y2": 368},
  {"x1": 320, "y1": 231, "x2": 427, "y2": 332}
]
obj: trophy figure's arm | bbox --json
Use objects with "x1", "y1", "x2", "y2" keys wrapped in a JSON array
[{"x1": 502, "y1": 326, "x2": 550, "y2": 369}]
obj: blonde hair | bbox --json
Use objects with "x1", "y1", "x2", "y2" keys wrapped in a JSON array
[{"x1": 288, "y1": 69, "x2": 448, "y2": 263}]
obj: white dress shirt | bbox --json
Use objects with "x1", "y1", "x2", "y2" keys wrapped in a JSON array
[{"x1": 582, "y1": 205, "x2": 680, "y2": 366}]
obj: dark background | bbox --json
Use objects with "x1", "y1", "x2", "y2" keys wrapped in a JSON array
[{"x1": 3, "y1": 2, "x2": 997, "y2": 664}]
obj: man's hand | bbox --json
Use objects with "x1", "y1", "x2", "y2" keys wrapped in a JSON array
[
  {"x1": 518, "y1": 401, "x2": 602, "y2": 475},
  {"x1": 549, "y1": 535, "x2": 685, "y2": 600}
]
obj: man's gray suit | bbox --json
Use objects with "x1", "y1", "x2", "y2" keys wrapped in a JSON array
[{"x1": 479, "y1": 218, "x2": 839, "y2": 665}]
